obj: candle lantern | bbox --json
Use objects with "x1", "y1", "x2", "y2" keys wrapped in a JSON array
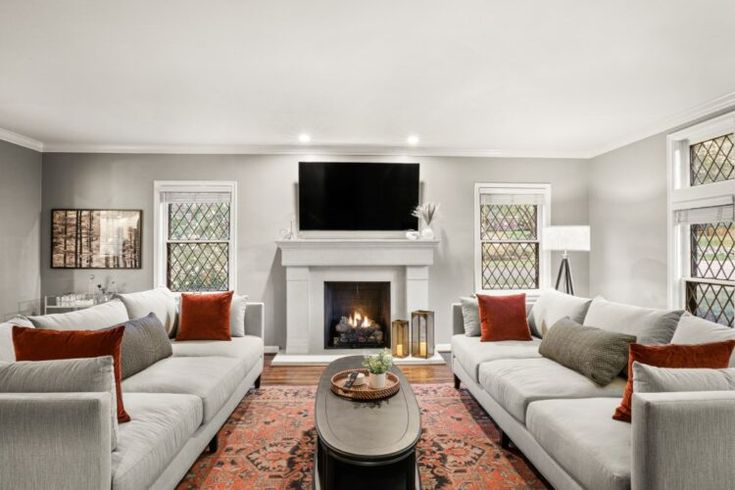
[
  {"x1": 391, "y1": 320, "x2": 409, "y2": 358},
  {"x1": 411, "y1": 310, "x2": 435, "y2": 359}
]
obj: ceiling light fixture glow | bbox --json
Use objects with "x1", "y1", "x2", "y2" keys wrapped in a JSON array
[
  {"x1": 406, "y1": 134, "x2": 420, "y2": 146},
  {"x1": 298, "y1": 133, "x2": 311, "y2": 144}
]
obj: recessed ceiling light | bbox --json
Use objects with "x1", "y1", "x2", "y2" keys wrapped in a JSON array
[
  {"x1": 406, "y1": 135, "x2": 420, "y2": 146},
  {"x1": 298, "y1": 133, "x2": 311, "y2": 144}
]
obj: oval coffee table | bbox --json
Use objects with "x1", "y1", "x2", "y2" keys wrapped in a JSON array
[{"x1": 314, "y1": 355, "x2": 422, "y2": 489}]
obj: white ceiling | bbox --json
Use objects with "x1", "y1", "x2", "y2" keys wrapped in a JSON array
[{"x1": 1, "y1": 0, "x2": 734, "y2": 157}]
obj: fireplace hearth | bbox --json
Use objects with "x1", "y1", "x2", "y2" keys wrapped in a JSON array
[{"x1": 324, "y1": 281, "x2": 390, "y2": 349}]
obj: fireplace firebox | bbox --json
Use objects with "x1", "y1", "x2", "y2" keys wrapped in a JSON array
[{"x1": 324, "y1": 281, "x2": 390, "y2": 349}]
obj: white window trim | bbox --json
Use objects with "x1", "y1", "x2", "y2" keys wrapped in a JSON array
[
  {"x1": 473, "y1": 182, "x2": 551, "y2": 302},
  {"x1": 153, "y1": 180, "x2": 238, "y2": 291},
  {"x1": 666, "y1": 111, "x2": 735, "y2": 310}
]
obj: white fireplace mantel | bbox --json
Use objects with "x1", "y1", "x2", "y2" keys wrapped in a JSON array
[{"x1": 276, "y1": 238, "x2": 439, "y2": 355}]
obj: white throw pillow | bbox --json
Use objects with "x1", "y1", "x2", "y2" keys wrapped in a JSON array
[
  {"x1": 0, "y1": 356, "x2": 119, "y2": 449},
  {"x1": 116, "y1": 287, "x2": 178, "y2": 336},
  {"x1": 528, "y1": 289, "x2": 592, "y2": 337},
  {"x1": 0, "y1": 322, "x2": 19, "y2": 362},
  {"x1": 24, "y1": 300, "x2": 130, "y2": 330},
  {"x1": 672, "y1": 313, "x2": 735, "y2": 366}
]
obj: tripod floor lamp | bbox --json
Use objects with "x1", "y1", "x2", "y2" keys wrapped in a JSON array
[{"x1": 543, "y1": 226, "x2": 590, "y2": 295}]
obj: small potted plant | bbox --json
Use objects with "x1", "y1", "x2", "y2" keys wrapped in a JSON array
[{"x1": 363, "y1": 349, "x2": 393, "y2": 389}]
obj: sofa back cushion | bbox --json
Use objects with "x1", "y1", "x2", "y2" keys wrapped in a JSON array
[
  {"x1": 583, "y1": 297, "x2": 683, "y2": 345},
  {"x1": 12, "y1": 325, "x2": 130, "y2": 423},
  {"x1": 613, "y1": 340, "x2": 735, "y2": 422},
  {"x1": 671, "y1": 313, "x2": 735, "y2": 366},
  {"x1": 117, "y1": 313, "x2": 173, "y2": 379},
  {"x1": 116, "y1": 287, "x2": 178, "y2": 337},
  {"x1": 0, "y1": 356, "x2": 119, "y2": 449},
  {"x1": 539, "y1": 318, "x2": 636, "y2": 385},
  {"x1": 23, "y1": 300, "x2": 129, "y2": 330},
  {"x1": 633, "y1": 362, "x2": 735, "y2": 394},
  {"x1": 459, "y1": 296, "x2": 481, "y2": 336},
  {"x1": 528, "y1": 289, "x2": 592, "y2": 337}
]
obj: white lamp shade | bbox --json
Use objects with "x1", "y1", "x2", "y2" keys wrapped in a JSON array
[{"x1": 543, "y1": 226, "x2": 590, "y2": 252}]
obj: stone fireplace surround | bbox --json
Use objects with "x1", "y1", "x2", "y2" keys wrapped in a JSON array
[{"x1": 275, "y1": 238, "x2": 439, "y2": 362}]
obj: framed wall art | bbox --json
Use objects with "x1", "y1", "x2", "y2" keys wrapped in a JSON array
[{"x1": 51, "y1": 209, "x2": 142, "y2": 269}]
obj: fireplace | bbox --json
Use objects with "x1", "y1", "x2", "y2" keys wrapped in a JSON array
[{"x1": 324, "y1": 281, "x2": 391, "y2": 349}]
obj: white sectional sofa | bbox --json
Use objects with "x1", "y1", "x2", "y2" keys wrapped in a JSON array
[
  {"x1": 0, "y1": 290, "x2": 265, "y2": 490},
  {"x1": 451, "y1": 294, "x2": 735, "y2": 490}
]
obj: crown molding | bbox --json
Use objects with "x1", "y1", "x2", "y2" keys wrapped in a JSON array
[
  {"x1": 586, "y1": 90, "x2": 735, "y2": 158},
  {"x1": 42, "y1": 142, "x2": 590, "y2": 159},
  {"x1": 0, "y1": 128, "x2": 44, "y2": 152}
]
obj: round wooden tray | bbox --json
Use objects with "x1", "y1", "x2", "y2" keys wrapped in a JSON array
[{"x1": 330, "y1": 368, "x2": 401, "y2": 401}]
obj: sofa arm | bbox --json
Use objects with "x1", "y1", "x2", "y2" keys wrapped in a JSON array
[
  {"x1": 245, "y1": 302, "x2": 265, "y2": 338},
  {"x1": 0, "y1": 392, "x2": 112, "y2": 490},
  {"x1": 632, "y1": 391, "x2": 735, "y2": 490},
  {"x1": 452, "y1": 303, "x2": 464, "y2": 336}
]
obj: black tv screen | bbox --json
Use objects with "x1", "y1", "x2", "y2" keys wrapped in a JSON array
[{"x1": 299, "y1": 162, "x2": 419, "y2": 231}]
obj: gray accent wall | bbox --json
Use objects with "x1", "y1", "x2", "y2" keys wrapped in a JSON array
[
  {"x1": 0, "y1": 140, "x2": 42, "y2": 319},
  {"x1": 588, "y1": 134, "x2": 669, "y2": 308},
  {"x1": 41, "y1": 153, "x2": 590, "y2": 345}
]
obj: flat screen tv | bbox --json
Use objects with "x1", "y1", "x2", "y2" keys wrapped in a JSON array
[{"x1": 299, "y1": 162, "x2": 420, "y2": 231}]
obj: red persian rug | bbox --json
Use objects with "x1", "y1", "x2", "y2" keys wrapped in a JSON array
[{"x1": 177, "y1": 384, "x2": 547, "y2": 489}]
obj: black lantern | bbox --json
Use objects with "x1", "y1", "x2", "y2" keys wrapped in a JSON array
[
  {"x1": 411, "y1": 310, "x2": 435, "y2": 358},
  {"x1": 391, "y1": 320, "x2": 409, "y2": 358}
]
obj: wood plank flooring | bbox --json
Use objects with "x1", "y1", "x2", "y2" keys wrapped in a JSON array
[{"x1": 261, "y1": 353, "x2": 454, "y2": 386}]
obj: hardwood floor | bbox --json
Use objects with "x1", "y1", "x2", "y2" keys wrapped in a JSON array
[{"x1": 261, "y1": 353, "x2": 454, "y2": 386}]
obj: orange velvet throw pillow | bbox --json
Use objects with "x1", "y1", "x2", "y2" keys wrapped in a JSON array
[
  {"x1": 613, "y1": 340, "x2": 735, "y2": 422},
  {"x1": 477, "y1": 293, "x2": 532, "y2": 342},
  {"x1": 12, "y1": 325, "x2": 130, "y2": 423},
  {"x1": 176, "y1": 291, "x2": 234, "y2": 341}
]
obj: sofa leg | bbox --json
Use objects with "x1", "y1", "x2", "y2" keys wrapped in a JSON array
[
  {"x1": 500, "y1": 431, "x2": 511, "y2": 450},
  {"x1": 254, "y1": 375, "x2": 261, "y2": 389},
  {"x1": 453, "y1": 374, "x2": 461, "y2": 390},
  {"x1": 208, "y1": 434, "x2": 218, "y2": 453}
]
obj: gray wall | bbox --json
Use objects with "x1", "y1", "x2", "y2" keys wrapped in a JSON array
[
  {"x1": 0, "y1": 140, "x2": 42, "y2": 319},
  {"x1": 41, "y1": 153, "x2": 590, "y2": 345},
  {"x1": 588, "y1": 134, "x2": 669, "y2": 308}
]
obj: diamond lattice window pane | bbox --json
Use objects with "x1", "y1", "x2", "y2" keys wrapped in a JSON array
[
  {"x1": 690, "y1": 134, "x2": 734, "y2": 186},
  {"x1": 168, "y1": 243, "x2": 229, "y2": 292},
  {"x1": 691, "y1": 222, "x2": 735, "y2": 281},
  {"x1": 168, "y1": 202, "x2": 231, "y2": 241},
  {"x1": 686, "y1": 281, "x2": 735, "y2": 327},
  {"x1": 480, "y1": 204, "x2": 537, "y2": 241},
  {"x1": 481, "y1": 242, "x2": 538, "y2": 290}
]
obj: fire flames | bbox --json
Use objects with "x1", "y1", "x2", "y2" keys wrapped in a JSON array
[{"x1": 347, "y1": 311, "x2": 372, "y2": 328}]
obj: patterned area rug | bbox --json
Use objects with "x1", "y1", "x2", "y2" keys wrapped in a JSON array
[{"x1": 177, "y1": 384, "x2": 547, "y2": 489}]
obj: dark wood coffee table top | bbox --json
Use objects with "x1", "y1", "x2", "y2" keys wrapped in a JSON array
[{"x1": 315, "y1": 355, "x2": 422, "y2": 463}]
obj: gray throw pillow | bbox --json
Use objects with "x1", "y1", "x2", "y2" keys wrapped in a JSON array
[
  {"x1": 0, "y1": 356, "x2": 119, "y2": 449},
  {"x1": 460, "y1": 296, "x2": 481, "y2": 336},
  {"x1": 117, "y1": 313, "x2": 173, "y2": 379},
  {"x1": 633, "y1": 362, "x2": 735, "y2": 394},
  {"x1": 583, "y1": 297, "x2": 683, "y2": 345},
  {"x1": 539, "y1": 318, "x2": 637, "y2": 386}
]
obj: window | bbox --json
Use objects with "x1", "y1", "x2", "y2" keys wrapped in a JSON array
[
  {"x1": 474, "y1": 183, "x2": 551, "y2": 295},
  {"x1": 668, "y1": 112, "x2": 735, "y2": 326},
  {"x1": 154, "y1": 181, "x2": 237, "y2": 292}
]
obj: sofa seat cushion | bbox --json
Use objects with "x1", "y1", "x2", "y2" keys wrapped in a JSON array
[
  {"x1": 451, "y1": 334, "x2": 541, "y2": 383},
  {"x1": 122, "y1": 356, "x2": 243, "y2": 423},
  {"x1": 171, "y1": 335, "x2": 264, "y2": 375},
  {"x1": 526, "y1": 398, "x2": 630, "y2": 490},
  {"x1": 478, "y1": 357, "x2": 626, "y2": 423},
  {"x1": 113, "y1": 392, "x2": 202, "y2": 490}
]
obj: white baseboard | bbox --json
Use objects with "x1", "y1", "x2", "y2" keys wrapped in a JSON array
[
  {"x1": 264, "y1": 345, "x2": 280, "y2": 354},
  {"x1": 436, "y1": 343, "x2": 451, "y2": 353}
]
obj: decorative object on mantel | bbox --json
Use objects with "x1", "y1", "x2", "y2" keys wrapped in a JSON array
[
  {"x1": 543, "y1": 225, "x2": 590, "y2": 295},
  {"x1": 391, "y1": 320, "x2": 410, "y2": 358},
  {"x1": 330, "y1": 368, "x2": 400, "y2": 400},
  {"x1": 412, "y1": 202, "x2": 440, "y2": 240},
  {"x1": 279, "y1": 216, "x2": 296, "y2": 240},
  {"x1": 405, "y1": 230, "x2": 420, "y2": 240},
  {"x1": 363, "y1": 349, "x2": 394, "y2": 389},
  {"x1": 411, "y1": 310, "x2": 435, "y2": 358},
  {"x1": 51, "y1": 209, "x2": 142, "y2": 269}
]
